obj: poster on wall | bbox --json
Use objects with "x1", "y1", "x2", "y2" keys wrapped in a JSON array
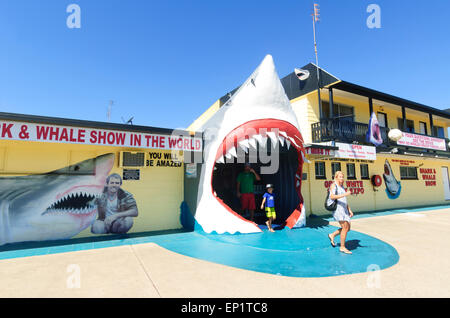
[
  {"x1": 334, "y1": 142, "x2": 376, "y2": 160},
  {"x1": 185, "y1": 163, "x2": 197, "y2": 178}
]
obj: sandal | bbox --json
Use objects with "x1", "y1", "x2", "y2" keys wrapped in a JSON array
[
  {"x1": 340, "y1": 248, "x2": 352, "y2": 254},
  {"x1": 328, "y1": 234, "x2": 336, "y2": 247}
]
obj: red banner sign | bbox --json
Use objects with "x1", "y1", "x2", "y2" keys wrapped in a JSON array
[{"x1": 0, "y1": 120, "x2": 202, "y2": 152}]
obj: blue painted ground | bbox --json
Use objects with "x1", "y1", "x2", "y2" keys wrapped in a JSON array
[
  {"x1": 3, "y1": 204, "x2": 449, "y2": 277},
  {"x1": 158, "y1": 224, "x2": 399, "y2": 277},
  {"x1": 0, "y1": 218, "x2": 401, "y2": 278}
]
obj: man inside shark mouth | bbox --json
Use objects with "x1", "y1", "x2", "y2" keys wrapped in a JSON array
[{"x1": 212, "y1": 118, "x2": 305, "y2": 227}]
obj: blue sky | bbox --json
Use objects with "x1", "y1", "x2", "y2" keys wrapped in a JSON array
[{"x1": 0, "y1": 0, "x2": 449, "y2": 129}]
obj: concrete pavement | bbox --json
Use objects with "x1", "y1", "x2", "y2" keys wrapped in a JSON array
[{"x1": 0, "y1": 208, "x2": 449, "y2": 297}]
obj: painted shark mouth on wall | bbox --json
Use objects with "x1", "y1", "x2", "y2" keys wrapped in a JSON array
[
  {"x1": 42, "y1": 192, "x2": 97, "y2": 217},
  {"x1": 0, "y1": 153, "x2": 114, "y2": 245},
  {"x1": 193, "y1": 55, "x2": 307, "y2": 234}
]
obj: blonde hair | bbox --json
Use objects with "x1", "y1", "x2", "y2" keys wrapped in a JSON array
[{"x1": 334, "y1": 170, "x2": 344, "y2": 180}]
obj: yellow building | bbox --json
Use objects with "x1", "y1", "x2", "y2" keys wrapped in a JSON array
[
  {"x1": 2, "y1": 62, "x2": 449, "y2": 245},
  {"x1": 0, "y1": 112, "x2": 202, "y2": 245},
  {"x1": 190, "y1": 63, "x2": 450, "y2": 219}
]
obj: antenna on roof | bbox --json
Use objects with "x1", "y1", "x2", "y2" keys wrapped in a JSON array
[
  {"x1": 121, "y1": 116, "x2": 134, "y2": 125},
  {"x1": 107, "y1": 100, "x2": 114, "y2": 122}
]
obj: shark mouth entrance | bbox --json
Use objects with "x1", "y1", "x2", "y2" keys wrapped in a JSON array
[
  {"x1": 42, "y1": 191, "x2": 97, "y2": 217},
  {"x1": 211, "y1": 119, "x2": 306, "y2": 227}
]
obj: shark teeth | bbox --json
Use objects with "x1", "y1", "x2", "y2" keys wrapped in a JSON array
[
  {"x1": 216, "y1": 129, "x2": 298, "y2": 163},
  {"x1": 253, "y1": 134, "x2": 267, "y2": 147},
  {"x1": 248, "y1": 138, "x2": 257, "y2": 149},
  {"x1": 238, "y1": 139, "x2": 250, "y2": 153},
  {"x1": 266, "y1": 131, "x2": 278, "y2": 145},
  {"x1": 43, "y1": 192, "x2": 97, "y2": 216}
]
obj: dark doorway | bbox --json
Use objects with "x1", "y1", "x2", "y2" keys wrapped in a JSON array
[{"x1": 212, "y1": 144, "x2": 300, "y2": 225}]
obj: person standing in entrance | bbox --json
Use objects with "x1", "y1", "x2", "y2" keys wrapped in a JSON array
[
  {"x1": 237, "y1": 163, "x2": 261, "y2": 222},
  {"x1": 327, "y1": 171, "x2": 354, "y2": 254},
  {"x1": 260, "y1": 184, "x2": 276, "y2": 232}
]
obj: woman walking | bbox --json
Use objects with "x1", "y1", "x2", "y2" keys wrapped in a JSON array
[{"x1": 327, "y1": 171, "x2": 354, "y2": 254}]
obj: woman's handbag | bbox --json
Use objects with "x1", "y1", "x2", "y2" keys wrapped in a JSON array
[{"x1": 324, "y1": 184, "x2": 338, "y2": 212}]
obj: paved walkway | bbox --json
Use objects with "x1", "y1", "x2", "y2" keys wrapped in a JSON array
[{"x1": 0, "y1": 207, "x2": 449, "y2": 297}]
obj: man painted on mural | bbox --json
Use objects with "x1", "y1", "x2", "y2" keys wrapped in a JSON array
[{"x1": 91, "y1": 173, "x2": 138, "y2": 234}]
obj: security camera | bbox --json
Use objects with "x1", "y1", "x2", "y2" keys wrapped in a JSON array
[{"x1": 294, "y1": 68, "x2": 310, "y2": 81}]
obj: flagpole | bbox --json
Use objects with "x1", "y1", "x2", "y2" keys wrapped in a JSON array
[
  {"x1": 312, "y1": 3, "x2": 322, "y2": 119},
  {"x1": 312, "y1": 11, "x2": 320, "y2": 81}
]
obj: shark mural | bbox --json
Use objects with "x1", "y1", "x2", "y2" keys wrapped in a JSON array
[
  {"x1": 383, "y1": 159, "x2": 401, "y2": 199},
  {"x1": 194, "y1": 55, "x2": 307, "y2": 234},
  {"x1": 0, "y1": 153, "x2": 114, "y2": 245}
]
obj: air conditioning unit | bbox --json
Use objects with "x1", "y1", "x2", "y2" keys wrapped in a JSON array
[{"x1": 119, "y1": 151, "x2": 146, "y2": 167}]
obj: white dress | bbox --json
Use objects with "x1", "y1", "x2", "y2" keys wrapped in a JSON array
[{"x1": 327, "y1": 182, "x2": 351, "y2": 222}]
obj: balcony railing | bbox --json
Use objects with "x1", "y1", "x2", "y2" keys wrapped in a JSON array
[
  {"x1": 311, "y1": 118, "x2": 390, "y2": 146},
  {"x1": 311, "y1": 119, "x2": 450, "y2": 152}
]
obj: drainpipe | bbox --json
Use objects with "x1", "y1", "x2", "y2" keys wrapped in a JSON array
[{"x1": 307, "y1": 161, "x2": 313, "y2": 217}]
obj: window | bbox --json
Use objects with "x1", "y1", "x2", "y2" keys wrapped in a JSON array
[
  {"x1": 360, "y1": 164, "x2": 369, "y2": 179},
  {"x1": 377, "y1": 112, "x2": 387, "y2": 128},
  {"x1": 338, "y1": 105, "x2": 354, "y2": 122},
  {"x1": 400, "y1": 166, "x2": 418, "y2": 180},
  {"x1": 315, "y1": 162, "x2": 326, "y2": 179},
  {"x1": 321, "y1": 101, "x2": 354, "y2": 121},
  {"x1": 419, "y1": 122, "x2": 427, "y2": 135},
  {"x1": 346, "y1": 163, "x2": 356, "y2": 179},
  {"x1": 433, "y1": 126, "x2": 445, "y2": 138},
  {"x1": 397, "y1": 118, "x2": 415, "y2": 133},
  {"x1": 331, "y1": 162, "x2": 341, "y2": 178}
]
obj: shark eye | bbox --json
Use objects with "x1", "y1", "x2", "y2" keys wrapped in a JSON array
[{"x1": 74, "y1": 165, "x2": 80, "y2": 171}]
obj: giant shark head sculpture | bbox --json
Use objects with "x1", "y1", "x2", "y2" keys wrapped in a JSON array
[
  {"x1": 0, "y1": 153, "x2": 114, "y2": 245},
  {"x1": 195, "y1": 55, "x2": 307, "y2": 234}
]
